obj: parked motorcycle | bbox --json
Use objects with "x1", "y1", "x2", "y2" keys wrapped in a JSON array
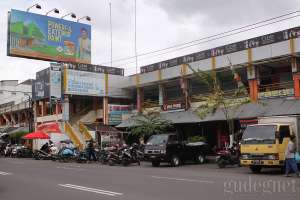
[
  {"x1": 108, "y1": 144, "x2": 143, "y2": 166},
  {"x1": 216, "y1": 144, "x2": 240, "y2": 168},
  {"x1": 98, "y1": 149, "x2": 110, "y2": 164},
  {"x1": 121, "y1": 144, "x2": 143, "y2": 166},
  {"x1": 11, "y1": 145, "x2": 32, "y2": 158},
  {"x1": 33, "y1": 145, "x2": 52, "y2": 160}
]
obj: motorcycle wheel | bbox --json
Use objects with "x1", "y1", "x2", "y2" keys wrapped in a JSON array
[
  {"x1": 217, "y1": 159, "x2": 226, "y2": 168},
  {"x1": 108, "y1": 159, "x2": 114, "y2": 166},
  {"x1": 121, "y1": 159, "x2": 129, "y2": 166}
]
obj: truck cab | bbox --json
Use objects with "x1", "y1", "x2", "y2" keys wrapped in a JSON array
[
  {"x1": 240, "y1": 116, "x2": 300, "y2": 173},
  {"x1": 144, "y1": 133, "x2": 210, "y2": 167}
]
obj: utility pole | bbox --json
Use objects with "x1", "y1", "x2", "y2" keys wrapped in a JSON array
[
  {"x1": 134, "y1": 0, "x2": 138, "y2": 74},
  {"x1": 109, "y1": 1, "x2": 113, "y2": 68}
]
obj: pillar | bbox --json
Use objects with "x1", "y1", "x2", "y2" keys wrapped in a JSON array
[
  {"x1": 41, "y1": 99, "x2": 47, "y2": 116},
  {"x1": 62, "y1": 95, "x2": 70, "y2": 121},
  {"x1": 137, "y1": 87, "x2": 144, "y2": 113},
  {"x1": 158, "y1": 84, "x2": 165, "y2": 108},
  {"x1": 103, "y1": 97, "x2": 109, "y2": 125},
  {"x1": 247, "y1": 49, "x2": 258, "y2": 101},
  {"x1": 10, "y1": 113, "x2": 16, "y2": 125},
  {"x1": 180, "y1": 64, "x2": 190, "y2": 110},
  {"x1": 291, "y1": 57, "x2": 300, "y2": 98},
  {"x1": 180, "y1": 78, "x2": 190, "y2": 110}
]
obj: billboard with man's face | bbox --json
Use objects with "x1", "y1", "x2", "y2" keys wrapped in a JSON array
[{"x1": 7, "y1": 9, "x2": 91, "y2": 64}]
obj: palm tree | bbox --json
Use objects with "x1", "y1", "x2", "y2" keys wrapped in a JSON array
[{"x1": 186, "y1": 61, "x2": 250, "y2": 147}]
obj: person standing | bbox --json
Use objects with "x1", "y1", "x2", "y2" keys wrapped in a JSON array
[
  {"x1": 285, "y1": 135, "x2": 300, "y2": 177},
  {"x1": 86, "y1": 139, "x2": 97, "y2": 162}
]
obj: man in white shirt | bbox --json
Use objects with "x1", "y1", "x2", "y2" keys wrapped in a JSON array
[{"x1": 285, "y1": 135, "x2": 299, "y2": 177}]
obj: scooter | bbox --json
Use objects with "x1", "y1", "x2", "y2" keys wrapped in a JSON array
[
  {"x1": 98, "y1": 149, "x2": 110, "y2": 164},
  {"x1": 216, "y1": 145, "x2": 240, "y2": 168},
  {"x1": 121, "y1": 144, "x2": 143, "y2": 166}
]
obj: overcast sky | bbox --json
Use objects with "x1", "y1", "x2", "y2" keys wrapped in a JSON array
[{"x1": 1, "y1": 0, "x2": 300, "y2": 81}]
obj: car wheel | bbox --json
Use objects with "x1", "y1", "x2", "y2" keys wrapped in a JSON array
[
  {"x1": 250, "y1": 165, "x2": 262, "y2": 173},
  {"x1": 170, "y1": 155, "x2": 181, "y2": 167},
  {"x1": 152, "y1": 160, "x2": 160, "y2": 167},
  {"x1": 195, "y1": 153, "x2": 205, "y2": 164}
]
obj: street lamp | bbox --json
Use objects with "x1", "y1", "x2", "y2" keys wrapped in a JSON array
[
  {"x1": 61, "y1": 12, "x2": 76, "y2": 19},
  {"x1": 77, "y1": 16, "x2": 91, "y2": 22},
  {"x1": 45, "y1": 8, "x2": 59, "y2": 16},
  {"x1": 26, "y1": 3, "x2": 42, "y2": 12}
]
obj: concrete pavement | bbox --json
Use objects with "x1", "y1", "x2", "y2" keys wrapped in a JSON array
[{"x1": 0, "y1": 158, "x2": 299, "y2": 200}]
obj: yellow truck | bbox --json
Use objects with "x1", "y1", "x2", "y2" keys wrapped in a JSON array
[{"x1": 240, "y1": 116, "x2": 300, "y2": 173}]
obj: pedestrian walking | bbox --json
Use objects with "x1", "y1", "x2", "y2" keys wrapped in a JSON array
[{"x1": 285, "y1": 135, "x2": 300, "y2": 177}]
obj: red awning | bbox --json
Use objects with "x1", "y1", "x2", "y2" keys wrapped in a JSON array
[
  {"x1": 37, "y1": 122, "x2": 61, "y2": 134},
  {"x1": 23, "y1": 131, "x2": 50, "y2": 139}
]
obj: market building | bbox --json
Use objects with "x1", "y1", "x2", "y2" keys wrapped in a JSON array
[
  {"x1": 31, "y1": 25, "x2": 300, "y2": 150},
  {"x1": 0, "y1": 80, "x2": 33, "y2": 140}
]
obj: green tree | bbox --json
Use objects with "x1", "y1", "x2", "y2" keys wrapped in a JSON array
[
  {"x1": 131, "y1": 111, "x2": 173, "y2": 138},
  {"x1": 187, "y1": 62, "x2": 250, "y2": 146}
]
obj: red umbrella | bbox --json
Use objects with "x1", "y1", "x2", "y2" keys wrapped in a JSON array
[{"x1": 23, "y1": 131, "x2": 50, "y2": 139}]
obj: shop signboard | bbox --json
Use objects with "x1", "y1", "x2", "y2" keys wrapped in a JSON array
[
  {"x1": 32, "y1": 68, "x2": 50, "y2": 101},
  {"x1": 162, "y1": 103, "x2": 185, "y2": 111},
  {"x1": 141, "y1": 26, "x2": 300, "y2": 73},
  {"x1": 65, "y1": 69, "x2": 105, "y2": 96},
  {"x1": 108, "y1": 104, "x2": 131, "y2": 125},
  {"x1": 7, "y1": 9, "x2": 91, "y2": 64},
  {"x1": 258, "y1": 88, "x2": 295, "y2": 99},
  {"x1": 65, "y1": 63, "x2": 124, "y2": 76},
  {"x1": 50, "y1": 63, "x2": 62, "y2": 99}
]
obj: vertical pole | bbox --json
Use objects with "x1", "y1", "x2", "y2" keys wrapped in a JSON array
[
  {"x1": 109, "y1": 2, "x2": 113, "y2": 68},
  {"x1": 134, "y1": 0, "x2": 138, "y2": 74}
]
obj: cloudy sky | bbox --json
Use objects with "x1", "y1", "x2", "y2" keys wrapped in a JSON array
[{"x1": 1, "y1": 0, "x2": 300, "y2": 81}]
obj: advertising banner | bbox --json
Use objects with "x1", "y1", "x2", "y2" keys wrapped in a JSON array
[
  {"x1": 33, "y1": 68, "x2": 50, "y2": 101},
  {"x1": 108, "y1": 104, "x2": 131, "y2": 125},
  {"x1": 8, "y1": 9, "x2": 91, "y2": 64},
  {"x1": 66, "y1": 69, "x2": 105, "y2": 96},
  {"x1": 50, "y1": 63, "x2": 62, "y2": 99}
]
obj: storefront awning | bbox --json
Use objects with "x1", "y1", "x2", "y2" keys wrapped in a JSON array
[{"x1": 117, "y1": 98, "x2": 300, "y2": 128}]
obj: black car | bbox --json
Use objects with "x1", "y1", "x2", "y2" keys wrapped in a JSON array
[{"x1": 144, "y1": 134, "x2": 211, "y2": 167}]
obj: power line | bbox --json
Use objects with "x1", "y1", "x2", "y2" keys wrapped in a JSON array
[
  {"x1": 114, "y1": 13, "x2": 300, "y2": 69},
  {"x1": 99, "y1": 9, "x2": 300, "y2": 67}
]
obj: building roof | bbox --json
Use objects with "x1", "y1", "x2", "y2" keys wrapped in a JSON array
[{"x1": 117, "y1": 98, "x2": 300, "y2": 128}]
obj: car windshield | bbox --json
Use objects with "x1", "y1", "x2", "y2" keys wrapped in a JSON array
[
  {"x1": 146, "y1": 135, "x2": 169, "y2": 145},
  {"x1": 241, "y1": 125, "x2": 276, "y2": 144}
]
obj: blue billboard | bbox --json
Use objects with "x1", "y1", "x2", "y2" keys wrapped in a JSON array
[{"x1": 8, "y1": 9, "x2": 91, "y2": 64}]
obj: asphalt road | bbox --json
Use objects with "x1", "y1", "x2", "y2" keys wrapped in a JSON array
[{"x1": 0, "y1": 158, "x2": 299, "y2": 200}]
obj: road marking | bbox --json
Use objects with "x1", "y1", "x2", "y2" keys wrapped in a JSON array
[
  {"x1": 57, "y1": 166, "x2": 86, "y2": 171},
  {"x1": 0, "y1": 171, "x2": 12, "y2": 176},
  {"x1": 151, "y1": 176, "x2": 214, "y2": 184},
  {"x1": 58, "y1": 184, "x2": 123, "y2": 197}
]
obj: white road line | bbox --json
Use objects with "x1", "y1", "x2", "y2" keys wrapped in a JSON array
[
  {"x1": 57, "y1": 166, "x2": 85, "y2": 171},
  {"x1": 0, "y1": 171, "x2": 12, "y2": 176},
  {"x1": 58, "y1": 184, "x2": 123, "y2": 197},
  {"x1": 151, "y1": 176, "x2": 214, "y2": 184}
]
